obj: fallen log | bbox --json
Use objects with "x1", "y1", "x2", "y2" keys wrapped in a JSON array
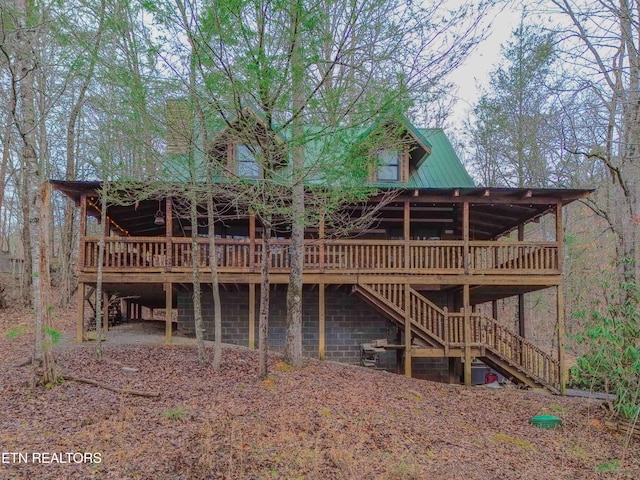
[{"x1": 63, "y1": 374, "x2": 160, "y2": 398}]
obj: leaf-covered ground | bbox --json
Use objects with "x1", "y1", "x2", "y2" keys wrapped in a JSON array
[{"x1": 1, "y1": 306, "x2": 639, "y2": 479}]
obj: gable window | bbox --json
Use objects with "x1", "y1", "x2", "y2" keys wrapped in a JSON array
[
  {"x1": 237, "y1": 144, "x2": 261, "y2": 178},
  {"x1": 376, "y1": 148, "x2": 401, "y2": 182}
]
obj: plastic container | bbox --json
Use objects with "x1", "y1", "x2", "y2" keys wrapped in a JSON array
[
  {"x1": 530, "y1": 414, "x2": 562, "y2": 429},
  {"x1": 484, "y1": 372, "x2": 499, "y2": 384}
]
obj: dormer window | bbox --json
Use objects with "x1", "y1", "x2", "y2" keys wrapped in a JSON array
[
  {"x1": 237, "y1": 144, "x2": 261, "y2": 178},
  {"x1": 376, "y1": 148, "x2": 401, "y2": 182}
]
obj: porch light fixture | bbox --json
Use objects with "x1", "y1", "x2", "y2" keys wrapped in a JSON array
[{"x1": 154, "y1": 201, "x2": 165, "y2": 226}]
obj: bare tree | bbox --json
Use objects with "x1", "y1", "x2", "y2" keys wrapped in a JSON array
[
  {"x1": 550, "y1": 0, "x2": 640, "y2": 285},
  {"x1": 2, "y1": 0, "x2": 56, "y2": 383}
]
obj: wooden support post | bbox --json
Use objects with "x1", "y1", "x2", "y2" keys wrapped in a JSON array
[
  {"x1": 319, "y1": 283, "x2": 325, "y2": 360},
  {"x1": 443, "y1": 306, "x2": 449, "y2": 356},
  {"x1": 166, "y1": 196, "x2": 173, "y2": 271},
  {"x1": 404, "y1": 198, "x2": 410, "y2": 273},
  {"x1": 517, "y1": 224, "x2": 525, "y2": 339},
  {"x1": 556, "y1": 201, "x2": 566, "y2": 394},
  {"x1": 319, "y1": 212, "x2": 325, "y2": 271},
  {"x1": 165, "y1": 282, "x2": 173, "y2": 344},
  {"x1": 404, "y1": 283, "x2": 412, "y2": 377},
  {"x1": 248, "y1": 283, "x2": 256, "y2": 350},
  {"x1": 518, "y1": 295, "x2": 525, "y2": 338},
  {"x1": 463, "y1": 202, "x2": 470, "y2": 274},
  {"x1": 557, "y1": 284, "x2": 566, "y2": 394},
  {"x1": 77, "y1": 282, "x2": 85, "y2": 342},
  {"x1": 448, "y1": 358, "x2": 461, "y2": 384},
  {"x1": 556, "y1": 201, "x2": 564, "y2": 271},
  {"x1": 249, "y1": 212, "x2": 256, "y2": 272},
  {"x1": 463, "y1": 284, "x2": 472, "y2": 386},
  {"x1": 78, "y1": 194, "x2": 87, "y2": 271}
]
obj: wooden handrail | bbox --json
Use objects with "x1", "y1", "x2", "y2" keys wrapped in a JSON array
[
  {"x1": 81, "y1": 237, "x2": 560, "y2": 276},
  {"x1": 470, "y1": 313, "x2": 560, "y2": 389},
  {"x1": 357, "y1": 282, "x2": 560, "y2": 390}
]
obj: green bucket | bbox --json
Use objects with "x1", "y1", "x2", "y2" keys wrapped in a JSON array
[{"x1": 530, "y1": 414, "x2": 562, "y2": 429}]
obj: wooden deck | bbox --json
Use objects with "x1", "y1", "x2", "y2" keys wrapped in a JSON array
[{"x1": 81, "y1": 237, "x2": 560, "y2": 276}]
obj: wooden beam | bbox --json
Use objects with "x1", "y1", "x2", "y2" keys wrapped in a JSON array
[
  {"x1": 78, "y1": 194, "x2": 87, "y2": 271},
  {"x1": 556, "y1": 201, "x2": 563, "y2": 271},
  {"x1": 377, "y1": 218, "x2": 454, "y2": 223},
  {"x1": 404, "y1": 283, "x2": 412, "y2": 377},
  {"x1": 319, "y1": 283, "x2": 325, "y2": 360},
  {"x1": 79, "y1": 271, "x2": 565, "y2": 287},
  {"x1": 463, "y1": 284, "x2": 472, "y2": 386},
  {"x1": 403, "y1": 199, "x2": 410, "y2": 273},
  {"x1": 165, "y1": 282, "x2": 172, "y2": 344},
  {"x1": 319, "y1": 212, "x2": 325, "y2": 271},
  {"x1": 249, "y1": 212, "x2": 256, "y2": 272},
  {"x1": 517, "y1": 224, "x2": 525, "y2": 339},
  {"x1": 558, "y1": 284, "x2": 566, "y2": 395},
  {"x1": 166, "y1": 196, "x2": 173, "y2": 271},
  {"x1": 248, "y1": 283, "x2": 255, "y2": 349},
  {"x1": 77, "y1": 282, "x2": 85, "y2": 342},
  {"x1": 463, "y1": 202, "x2": 469, "y2": 275},
  {"x1": 556, "y1": 200, "x2": 566, "y2": 395}
]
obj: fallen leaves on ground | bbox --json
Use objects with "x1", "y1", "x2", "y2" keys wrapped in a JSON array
[{"x1": 0, "y1": 307, "x2": 639, "y2": 479}]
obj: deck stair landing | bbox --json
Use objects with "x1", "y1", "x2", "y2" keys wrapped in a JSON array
[{"x1": 353, "y1": 283, "x2": 560, "y2": 393}]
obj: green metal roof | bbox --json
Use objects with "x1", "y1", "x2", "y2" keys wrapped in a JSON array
[
  {"x1": 415, "y1": 128, "x2": 475, "y2": 188},
  {"x1": 161, "y1": 117, "x2": 475, "y2": 189}
]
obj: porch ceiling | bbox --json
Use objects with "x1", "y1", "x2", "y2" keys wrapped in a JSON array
[{"x1": 51, "y1": 181, "x2": 592, "y2": 240}]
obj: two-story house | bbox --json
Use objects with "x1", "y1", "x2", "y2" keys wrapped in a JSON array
[{"x1": 52, "y1": 112, "x2": 591, "y2": 393}]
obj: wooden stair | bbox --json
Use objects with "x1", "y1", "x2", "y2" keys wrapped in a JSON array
[{"x1": 354, "y1": 282, "x2": 560, "y2": 393}]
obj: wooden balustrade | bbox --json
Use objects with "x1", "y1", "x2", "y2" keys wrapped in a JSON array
[
  {"x1": 408, "y1": 290, "x2": 447, "y2": 342},
  {"x1": 370, "y1": 283, "x2": 406, "y2": 311},
  {"x1": 469, "y1": 313, "x2": 560, "y2": 388},
  {"x1": 469, "y1": 242, "x2": 558, "y2": 273},
  {"x1": 81, "y1": 237, "x2": 559, "y2": 276},
  {"x1": 409, "y1": 242, "x2": 464, "y2": 272},
  {"x1": 84, "y1": 237, "x2": 168, "y2": 270},
  {"x1": 446, "y1": 313, "x2": 466, "y2": 346},
  {"x1": 356, "y1": 282, "x2": 560, "y2": 391}
]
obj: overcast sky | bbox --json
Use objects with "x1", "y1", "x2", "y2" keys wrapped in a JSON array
[{"x1": 447, "y1": 3, "x2": 525, "y2": 127}]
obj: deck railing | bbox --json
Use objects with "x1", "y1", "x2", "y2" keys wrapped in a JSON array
[
  {"x1": 81, "y1": 237, "x2": 559, "y2": 275},
  {"x1": 360, "y1": 282, "x2": 560, "y2": 390}
]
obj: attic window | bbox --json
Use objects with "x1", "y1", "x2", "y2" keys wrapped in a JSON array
[
  {"x1": 376, "y1": 148, "x2": 401, "y2": 182},
  {"x1": 237, "y1": 144, "x2": 261, "y2": 178}
]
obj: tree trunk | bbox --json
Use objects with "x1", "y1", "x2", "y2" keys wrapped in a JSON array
[
  {"x1": 94, "y1": 186, "x2": 108, "y2": 358},
  {"x1": 14, "y1": 0, "x2": 55, "y2": 383},
  {"x1": 258, "y1": 218, "x2": 271, "y2": 379},
  {"x1": 207, "y1": 194, "x2": 223, "y2": 370},
  {"x1": 191, "y1": 197, "x2": 207, "y2": 364},
  {"x1": 284, "y1": 0, "x2": 305, "y2": 368}
]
